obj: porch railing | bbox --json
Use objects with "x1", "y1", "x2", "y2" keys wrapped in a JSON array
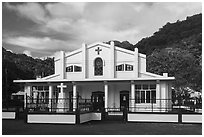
[
  {"x1": 26, "y1": 97, "x2": 93, "y2": 113},
  {"x1": 26, "y1": 97, "x2": 202, "y2": 114},
  {"x1": 128, "y1": 98, "x2": 202, "y2": 113}
]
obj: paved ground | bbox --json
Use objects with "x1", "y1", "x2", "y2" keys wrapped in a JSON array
[{"x1": 2, "y1": 120, "x2": 202, "y2": 135}]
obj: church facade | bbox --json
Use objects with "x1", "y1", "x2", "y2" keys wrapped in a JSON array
[{"x1": 14, "y1": 41, "x2": 174, "y2": 117}]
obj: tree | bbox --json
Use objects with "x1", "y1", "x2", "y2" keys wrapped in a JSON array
[{"x1": 147, "y1": 48, "x2": 201, "y2": 94}]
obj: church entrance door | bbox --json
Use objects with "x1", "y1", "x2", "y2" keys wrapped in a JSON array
[
  {"x1": 120, "y1": 91, "x2": 129, "y2": 111},
  {"x1": 91, "y1": 91, "x2": 104, "y2": 111}
]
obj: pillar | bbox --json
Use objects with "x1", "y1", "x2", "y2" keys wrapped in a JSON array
[
  {"x1": 82, "y1": 43, "x2": 87, "y2": 79},
  {"x1": 110, "y1": 41, "x2": 115, "y2": 78},
  {"x1": 134, "y1": 48, "x2": 139, "y2": 78},
  {"x1": 104, "y1": 81, "x2": 108, "y2": 112},
  {"x1": 131, "y1": 81, "x2": 135, "y2": 112},
  {"x1": 73, "y1": 83, "x2": 77, "y2": 111},
  {"x1": 60, "y1": 51, "x2": 65, "y2": 79},
  {"x1": 156, "y1": 80, "x2": 161, "y2": 112},
  {"x1": 24, "y1": 85, "x2": 31, "y2": 108},
  {"x1": 49, "y1": 85, "x2": 53, "y2": 111}
]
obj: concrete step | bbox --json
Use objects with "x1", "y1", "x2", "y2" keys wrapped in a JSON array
[{"x1": 104, "y1": 112, "x2": 124, "y2": 121}]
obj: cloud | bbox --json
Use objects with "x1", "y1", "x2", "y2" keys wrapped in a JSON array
[
  {"x1": 3, "y1": 36, "x2": 79, "y2": 53},
  {"x1": 6, "y1": 2, "x2": 48, "y2": 24},
  {"x1": 23, "y1": 50, "x2": 32, "y2": 56},
  {"x1": 4, "y1": 2, "x2": 202, "y2": 57}
]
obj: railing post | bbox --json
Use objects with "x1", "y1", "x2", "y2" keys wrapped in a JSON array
[
  {"x1": 151, "y1": 99, "x2": 153, "y2": 112},
  {"x1": 85, "y1": 99, "x2": 87, "y2": 111},
  {"x1": 123, "y1": 107, "x2": 127, "y2": 122},
  {"x1": 15, "y1": 106, "x2": 19, "y2": 120},
  {"x1": 75, "y1": 108, "x2": 80, "y2": 124},
  {"x1": 101, "y1": 108, "x2": 105, "y2": 121},
  {"x1": 50, "y1": 98, "x2": 52, "y2": 112},
  {"x1": 178, "y1": 95, "x2": 182, "y2": 123},
  {"x1": 25, "y1": 94, "x2": 27, "y2": 110}
]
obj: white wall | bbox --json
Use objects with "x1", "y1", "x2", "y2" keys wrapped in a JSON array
[
  {"x1": 160, "y1": 81, "x2": 169, "y2": 109},
  {"x1": 115, "y1": 49, "x2": 134, "y2": 62},
  {"x1": 2, "y1": 112, "x2": 16, "y2": 119},
  {"x1": 80, "y1": 113, "x2": 101, "y2": 123},
  {"x1": 115, "y1": 49, "x2": 135, "y2": 79},
  {"x1": 128, "y1": 113, "x2": 178, "y2": 122},
  {"x1": 28, "y1": 114, "x2": 76, "y2": 124},
  {"x1": 138, "y1": 54, "x2": 146, "y2": 73},
  {"x1": 182, "y1": 114, "x2": 202, "y2": 123},
  {"x1": 86, "y1": 44, "x2": 111, "y2": 79},
  {"x1": 54, "y1": 59, "x2": 61, "y2": 75},
  {"x1": 65, "y1": 51, "x2": 83, "y2": 80}
]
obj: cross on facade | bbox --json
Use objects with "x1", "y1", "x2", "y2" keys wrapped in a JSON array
[
  {"x1": 57, "y1": 83, "x2": 67, "y2": 93},
  {"x1": 95, "y1": 47, "x2": 102, "y2": 55}
]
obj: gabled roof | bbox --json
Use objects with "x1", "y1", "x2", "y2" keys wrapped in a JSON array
[{"x1": 63, "y1": 41, "x2": 144, "y2": 58}]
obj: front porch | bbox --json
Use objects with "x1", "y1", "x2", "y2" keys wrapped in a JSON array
[
  {"x1": 21, "y1": 79, "x2": 177, "y2": 124},
  {"x1": 24, "y1": 79, "x2": 172, "y2": 113}
]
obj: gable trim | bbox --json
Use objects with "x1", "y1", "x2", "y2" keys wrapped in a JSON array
[
  {"x1": 115, "y1": 46, "x2": 134, "y2": 55},
  {"x1": 65, "y1": 48, "x2": 82, "y2": 58},
  {"x1": 86, "y1": 42, "x2": 110, "y2": 49}
]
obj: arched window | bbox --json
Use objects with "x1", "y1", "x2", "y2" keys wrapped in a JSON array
[{"x1": 94, "y1": 57, "x2": 103, "y2": 76}]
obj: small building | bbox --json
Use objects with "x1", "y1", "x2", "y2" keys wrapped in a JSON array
[{"x1": 14, "y1": 41, "x2": 175, "y2": 124}]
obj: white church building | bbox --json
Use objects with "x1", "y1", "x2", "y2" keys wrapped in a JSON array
[{"x1": 14, "y1": 41, "x2": 175, "y2": 124}]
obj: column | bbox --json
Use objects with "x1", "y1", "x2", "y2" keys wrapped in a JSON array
[
  {"x1": 104, "y1": 81, "x2": 108, "y2": 112},
  {"x1": 24, "y1": 85, "x2": 31, "y2": 108},
  {"x1": 49, "y1": 85, "x2": 53, "y2": 111},
  {"x1": 131, "y1": 81, "x2": 135, "y2": 112},
  {"x1": 82, "y1": 43, "x2": 87, "y2": 79},
  {"x1": 156, "y1": 80, "x2": 161, "y2": 112},
  {"x1": 134, "y1": 48, "x2": 139, "y2": 78},
  {"x1": 110, "y1": 41, "x2": 115, "y2": 78},
  {"x1": 73, "y1": 83, "x2": 77, "y2": 111},
  {"x1": 60, "y1": 51, "x2": 65, "y2": 79}
]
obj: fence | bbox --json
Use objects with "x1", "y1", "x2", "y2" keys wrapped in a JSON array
[
  {"x1": 129, "y1": 98, "x2": 202, "y2": 113},
  {"x1": 26, "y1": 97, "x2": 93, "y2": 113}
]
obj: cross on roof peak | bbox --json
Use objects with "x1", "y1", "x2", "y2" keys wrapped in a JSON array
[{"x1": 95, "y1": 47, "x2": 102, "y2": 55}]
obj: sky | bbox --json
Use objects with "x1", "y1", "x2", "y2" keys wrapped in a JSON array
[{"x1": 2, "y1": 2, "x2": 202, "y2": 58}]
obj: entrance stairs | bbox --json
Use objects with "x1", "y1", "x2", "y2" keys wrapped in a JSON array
[{"x1": 104, "y1": 111, "x2": 124, "y2": 121}]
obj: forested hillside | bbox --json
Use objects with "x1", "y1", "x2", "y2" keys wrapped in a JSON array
[
  {"x1": 135, "y1": 13, "x2": 202, "y2": 55},
  {"x1": 2, "y1": 47, "x2": 54, "y2": 100},
  {"x1": 142, "y1": 14, "x2": 202, "y2": 92}
]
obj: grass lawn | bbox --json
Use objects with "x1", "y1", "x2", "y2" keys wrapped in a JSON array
[{"x1": 2, "y1": 120, "x2": 202, "y2": 135}]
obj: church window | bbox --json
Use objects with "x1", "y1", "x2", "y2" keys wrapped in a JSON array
[
  {"x1": 66, "y1": 66, "x2": 73, "y2": 72},
  {"x1": 116, "y1": 64, "x2": 124, "y2": 71},
  {"x1": 135, "y1": 84, "x2": 156, "y2": 104},
  {"x1": 94, "y1": 57, "x2": 103, "y2": 76},
  {"x1": 74, "y1": 65, "x2": 82, "y2": 72},
  {"x1": 125, "y1": 64, "x2": 133, "y2": 71}
]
